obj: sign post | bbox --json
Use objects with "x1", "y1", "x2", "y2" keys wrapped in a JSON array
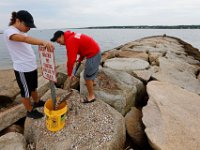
[{"x1": 38, "y1": 46, "x2": 57, "y2": 110}]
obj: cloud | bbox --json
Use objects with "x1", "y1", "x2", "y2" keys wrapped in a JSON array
[{"x1": 0, "y1": 0, "x2": 200, "y2": 30}]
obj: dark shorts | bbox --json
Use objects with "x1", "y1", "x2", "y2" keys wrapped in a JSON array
[
  {"x1": 14, "y1": 69, "x2": 38, "y2": 98},
  {"x1": 84, "y1": 52, "x2": 101, "y2": 80}
]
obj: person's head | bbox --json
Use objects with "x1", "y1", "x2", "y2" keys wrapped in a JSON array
[
  {"x1": 50, "y1": 31, "x2": 65, "y2": 45},
  {"x1": 9, "y1": 10, "x2": 36, "y2": 33}
]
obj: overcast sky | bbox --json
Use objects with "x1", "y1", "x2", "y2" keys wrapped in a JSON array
[{"x1": 0, "y1": 0, "x2": 200, "y2": 30}]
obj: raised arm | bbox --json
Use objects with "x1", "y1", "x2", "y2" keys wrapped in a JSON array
[{"x1": 10, "y1": 34, "x2": 54, "y2": 51}]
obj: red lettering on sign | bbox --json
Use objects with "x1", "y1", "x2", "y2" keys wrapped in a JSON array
[{"x1": 39, "y1": 46, "x2": 57, "y2": 82}]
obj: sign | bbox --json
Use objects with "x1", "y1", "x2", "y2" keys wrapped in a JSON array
[{"x1": 38, "y1": 46, "x2": 57, "y2": 82}]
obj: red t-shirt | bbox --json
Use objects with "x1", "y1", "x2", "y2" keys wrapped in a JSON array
[{"x1": 64, "y1": 31, "x2": 100, "y2": 76}]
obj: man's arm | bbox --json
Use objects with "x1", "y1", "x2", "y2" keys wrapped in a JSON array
[
  {"x1": 78, "y1": 55, "x2": 84, "y2": 62},
  {"x1": 66, "y1": 41, "x2": 79, "y2": 76}
]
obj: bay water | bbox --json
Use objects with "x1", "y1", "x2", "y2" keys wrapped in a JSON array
[{"x1": 0, "y1": 29, "x2": 199, "y2": 70}]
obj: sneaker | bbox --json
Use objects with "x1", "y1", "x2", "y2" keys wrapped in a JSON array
[
  {"x1": 34, "y1": 100, "x2": 45, "y2": 108},
  {"x1": 27, "y1": 109, "x2": 44, "y2": 119}
]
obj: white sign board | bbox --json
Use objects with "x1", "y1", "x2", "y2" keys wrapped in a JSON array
[{"x1": 38, "y1": 46, "x2": 57, "y2": 82}]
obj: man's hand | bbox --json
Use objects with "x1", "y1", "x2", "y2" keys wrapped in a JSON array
[
  {"x1": 71, "y1": 75, "x2": 77, "y2": 81},
  {"x1": 73, "y1": 62, "x2": 81, "y2": 77}
]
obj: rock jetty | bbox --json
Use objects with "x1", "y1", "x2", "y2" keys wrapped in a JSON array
[{"x1": 0, "y1": 35, "x2": 199, "y2": 150}]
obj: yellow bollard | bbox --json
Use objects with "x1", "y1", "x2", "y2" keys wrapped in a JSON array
[{"x1": 44, "y1": 99, "x2": 67, "y2": 132}]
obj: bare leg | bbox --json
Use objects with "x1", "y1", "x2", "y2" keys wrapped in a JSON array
[
  {"x1": 21, "y1": 98, "x2": 32, "y2": 112},
  {"x1": 85, "y1": 80, "x2": 96, "y2": 86},
  {"x1": 85, "y1": 79, "x2": 95, "y2": 101},
  {"x1": 93, "y1": 80, "x2": 96, "y2": 86},
  {"x1": 31, "y1": 90, "x2": 39, "y2": 103}
]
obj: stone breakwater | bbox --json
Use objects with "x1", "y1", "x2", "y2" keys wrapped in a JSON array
[
  {"x1": 0, "y1": 35, "x2": 200, "y2": 150},
  {"x1": 81, "y1": 35, "x2": 200, "y2": 150}
]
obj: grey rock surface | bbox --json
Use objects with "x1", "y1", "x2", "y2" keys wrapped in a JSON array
[
  {"x1": 152, "y1": 57, "x2": 200, "y2": 95},
  {"x1": 0, "y1": 69, "x2": 19, "y2": 100},
  {"x1": 143, "y1": 81, "x2": 200, "y2": 150},
  {"x1": 80, "y1": 68, "x2": 145, "y2": 115},
  {"x1": 24, "y1": 89, "x2": 126, "y2": 150},
  {"x1": 0, "y1": 132, "x2": 26, "y2": 150},
  {"x1": 0, "y1": 104, "x2": 26, "y2": 131},
  {"x1": 104, "y1": 58, "x2": 150, "y2": 72},
  {"x1": 125, "y1": 107, "x2": 147, "y2": 147}
]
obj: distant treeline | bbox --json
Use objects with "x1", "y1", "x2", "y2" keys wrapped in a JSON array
[{"x1": 79, "y1": 25, "x2": 200, "y2": 29}]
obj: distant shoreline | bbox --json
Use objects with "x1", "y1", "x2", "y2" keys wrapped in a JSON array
[
  {"x1": 76, "y1": 25, "x2": 200, "y2": 29},
  {"x1": 1, "y1": 25, "x2": 200, "y2": 31}
]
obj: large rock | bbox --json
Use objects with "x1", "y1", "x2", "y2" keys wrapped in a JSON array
[
  {"x1": 24, "y1": 89, "x2": 126, "y2": 150},
  {"x1": 121, "y1": 44, "x2": 156, "y2": 52},
  {"x1": 152, "y1": 57, "x2": 200, "y2": 95},
  {"x1": 0, "y1": 132, "x2": 26, "y2": 150},
  {"x1": 131, "y1": 69, "x2": 152, "y2": 83},
  {"x1": 142, "y1": 81, "x2": 200, "y2": 150},
  {"x1": 125, "y1": 107, "x2": 148, "y2": 149},
  {"x1": 0, "y1": 69, "x2": 20, "y2": 100},
  {"x1": 55, "y1": 72, "x2": 68, "y2": 88},
  {"x1": 101, "y1": 49, "x2": 119, "y2": 64},
  {"x1": 148, "y1": 52, "x2": 163, "y2": 66},
  {"x1": 0, "y1": 104, "x2": 26, "y2": 131},
  {"x1": 37, "y1": 76, "x2": 50, "y2": 98},
  {"x1": 116, "y1": 50, "x2": 148, "y2": 61},
  {"x1": 120, "y1": 36, "x2": 186, "y2": 54},
  {"x1": 165, "y1": 50, "x2": 200, "y2": 65},
  {"x1": 1, "y1": 124, "x2": 23, "y2": 135},
  {"x1": 80, "y1": 68, "x2": 145, "y2": 115},
  {"x1": 104, "y1": 58, "x2": 149, "y2": 72}
]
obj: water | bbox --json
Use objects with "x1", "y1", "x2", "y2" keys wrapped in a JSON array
[{"x1": 0, "y1": 29, "x2": 200, "y2": 70}]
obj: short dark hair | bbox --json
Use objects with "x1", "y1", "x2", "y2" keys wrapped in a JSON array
[{"x1": 50, "y1": 31, "x2": 64, "y2": 42}]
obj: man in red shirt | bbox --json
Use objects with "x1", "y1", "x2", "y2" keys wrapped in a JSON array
[{"x1": 51, "y1": 30, "x2": 101, "y2": 103}]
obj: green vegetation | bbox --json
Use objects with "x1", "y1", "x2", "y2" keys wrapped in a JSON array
[{"x1": 79, "y1": 25, "x2": 200, "y2": 29}]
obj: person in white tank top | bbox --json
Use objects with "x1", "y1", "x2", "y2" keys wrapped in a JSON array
[{"x1": 3, "y1": 10, "x2": 55, "y2": 119}]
